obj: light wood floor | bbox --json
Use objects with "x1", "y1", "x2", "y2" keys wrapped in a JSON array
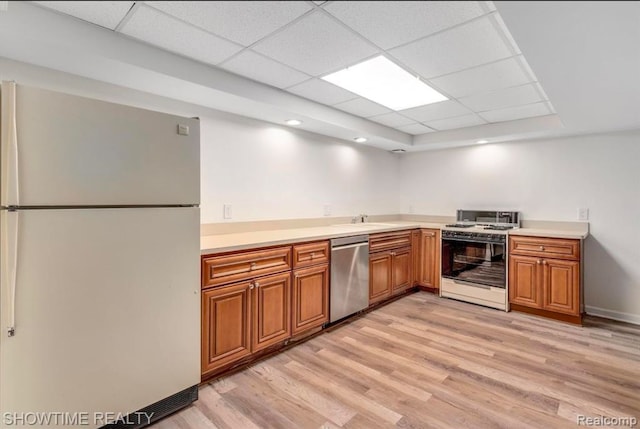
[{"x1": 153, "y1": 292, "x2": 640, "y2": 428}]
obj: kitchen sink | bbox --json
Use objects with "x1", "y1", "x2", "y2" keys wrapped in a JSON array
[{"x1": 331, "y1": 222, "x2": 399, "y2": 228}]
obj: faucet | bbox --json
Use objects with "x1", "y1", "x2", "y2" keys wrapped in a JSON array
[{"x1": 351, "y1": 214, "x2": 368, "y2": 224}]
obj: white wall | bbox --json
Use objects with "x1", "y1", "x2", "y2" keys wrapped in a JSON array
[
  {"x1": 200, "y1": 115, "x2": 399, "y2": 222},
  {"x1": 0, "y1": 57, "x2": 400, "y2": 224},
  {"x1": 399, "y1": 131, "x2": 640, "y2": 322}
]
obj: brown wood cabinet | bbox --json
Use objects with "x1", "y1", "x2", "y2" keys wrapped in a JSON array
[
  {"x1": 251, "y1": 272, "x2": 291, "y2": 352},
  {"x1": 510, "y1": 255, "x2": 542, "y2": 308},
  {"x1": 202, "y1": 271, "x2": 292, "y2": 375},
  {"x1": 369, "y1": 251, "x2": 392, "y2": 304},
  {"x1": 292, "y1": 264, "x2": 329, "y2": 334},
  {"x1": 368, "y1": 231, "x2": 413, "y2": 304},
  {"x1": 392, "y1": 247, "x2": 412, "y2": 293},
  {"x1": 415, "y1": 229, "x2": 441, "y2": 289},
  {"x1": 201, "y1": 281, "x2": 252, "y2": 374},
  {"x1": 202, "y1": 246, "x2": 292, "y2": 288},
  {"x1": 292, "y1": 241, "x2": 329, "y2": 268},
  {"x1": 509, "y1": 235, "x2": 582, "y2": 323}
]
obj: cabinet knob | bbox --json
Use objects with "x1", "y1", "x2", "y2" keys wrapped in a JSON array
[
  {"x1": 250, "y1": 262, "x2": 257, "y2": 270},
  {"x1": 537, "y1": 259, "x2": 542, "y2": 265},
  {"x1": 255, "y1": 282, "x2": 260, "y2": 288},
  {"x1": 249, "y1": 283, "x2": 255, "y2": 290},
  {"x1": 310, "y1": 253, "x2": 316, "y2": 259},
  {"x1": 539, "y1": 246, "x2": 545, "y2": 251},
  {"x1": 542, "y1": 260, "x2": 547, "y2": 265}
]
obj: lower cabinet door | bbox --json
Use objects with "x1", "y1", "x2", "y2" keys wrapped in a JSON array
[
  {"x1": 392, "y1": 247, "x2": 412, "y2": 294},
  {"x1": 418, "y1": 229, "x2": 440, "y2": 289},
  {"x1": 202, "y1": 281, "x2": 252, "y2": 375},
  {"x1": 369, "y1": 252, "x2": 392, "y2": 304},
  {"x1": 292, "y1": 264, "x2": 329, "y2": 335},
  {"x1": 252, "y1": 272, "x2": 292, "y2": 352},
  {"x1": 509, "y1": 255, "x2": 542, "y2": 308},
  {"x1": 543, "y1": 259, "x2": 580, "y2": 315}
]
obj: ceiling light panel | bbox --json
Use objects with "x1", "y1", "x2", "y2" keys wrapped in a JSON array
[
  {"x1": 478, "y1": 102, "x2": 551, "y2": 123},
  {"x1": 459, "y1": 83, "x2": 544, "y2": 112},
  {"x1": 322, "y1": 56, "x2": 448, "y2": 110},
  {"x1": 33, "y1": 1, "x2": 134, "y2": 30},
  {"x1": 400, "y1": 100, "x2": 471, "y2": 122},
  {"x1": 145, "y1": 1, "x2": 313, "y2": 46},
  {"x1": 389, "y1": 15, "x2": 514, "y2": 79},
  {"x1": 333, "y1": 97, "x2": 392, "y2": 117},
  {"x1": 430, "y1": 56, "x2": 531, "y2": 98},
  {"x1": 324, "y1": 1, "x2": 487, "y2": 50},
  {"x1": 368, "y1": 112, "x2": 415, "y2": 127},
  {"x1": 120, "y1": 5, "x2": 242, "y2": 65},
  {"x1": 286, "y1": 78, "x2": 358, "y2": 105},
  {"x1": 252, "y1": 11, "x2": 378, "y2": 76},
  {"x1": 220, "y1": 50, "x2": 310, "y2": 89},
  {"x1": 425, "y1": 113, "x2": 486, "y2": 130}
]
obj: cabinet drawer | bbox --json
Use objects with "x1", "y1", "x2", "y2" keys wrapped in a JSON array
[
  {"x1": 509, "y1": 236, "x2": 580, "y2": 260},
  {"x1": 369, "y1": 231, "x2": 412, "y2": 253},
  {"x1": 202, "y1": 246, "x2": 292, "y2": 288},
  {"x1": 293, "y1": 241, "x2": 330, "y2": 268}
]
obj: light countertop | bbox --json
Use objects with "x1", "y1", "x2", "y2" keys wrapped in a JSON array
[{"x1": 201, "y1": 220, "x2": 588, "y2": 254}]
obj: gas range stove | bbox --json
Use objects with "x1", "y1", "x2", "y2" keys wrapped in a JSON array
[{"x1": 444, "y1": 223, "x2": 515, "y2": 231}]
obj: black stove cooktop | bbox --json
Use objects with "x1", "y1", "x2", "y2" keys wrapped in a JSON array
[
  {"x1": 483, "y1": 225, "x2": 515, "y2": 230},
  {"x1": 445, "y1": 224, "x2": 474, "y2": 228}
]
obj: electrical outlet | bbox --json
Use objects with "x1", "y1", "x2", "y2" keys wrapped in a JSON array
[
  {"x1": 577, "y1": 207, "x2": 589, "y2": 221},
  {"x1": 223, "y1": 204, "x2": 232, "y2": 219},
  {"x1": 323, "y1": 205, "x2": 332, "y2": 217}
]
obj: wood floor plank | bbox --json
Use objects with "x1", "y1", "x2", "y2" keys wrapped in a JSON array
[{"x1": 151, "y1": 292, "x2": 640, "y2": 428}]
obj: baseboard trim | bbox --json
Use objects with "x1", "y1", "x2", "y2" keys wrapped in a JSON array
[{"x1": 585, "y1": 306, "x2": 640, "y2": 325}]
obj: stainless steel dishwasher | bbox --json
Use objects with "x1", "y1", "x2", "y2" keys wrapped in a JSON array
[{"x1": 330, "y1": 235, "x2": 369, "y2": 323}]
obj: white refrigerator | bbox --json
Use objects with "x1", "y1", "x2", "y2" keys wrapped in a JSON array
[{"x1": 0, "y1": 82, "x2": 201, "y2": 428}]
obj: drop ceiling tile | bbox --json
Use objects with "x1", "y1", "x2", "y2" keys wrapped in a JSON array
[
  {"x1": 459, "y1": 83, "x2": 544, "y2": 112},
  {"x1": 396, "y1": 123, "x2": 435, "y2": 135},
  {"x1": 324, "y1": 1, "x2": 486, "y2": 50},
  {"x1": 389, "y1": 15, "x2": 513, "y2": 78},
  {"x1": 33, "y1": 1, "x2": 134, "y2": 30},
  {"x1": 145, "y1": 1, "x2": 313, "y2": 46},
  {"x1": 399, "y1": 100, "x2": 471, "y2": 122},
  {"x1": 220, "y1": 50, "x2": 310, "y2": 89},
  {"x1": 425, "y1": 114, "x2": 485, "y2": 130},
  {"x1": 479, "y1": 102, "x2": 551, "y2": 123},
  {"x1": 333, "y1": 98, "x2": 392, "y2": 118},
  {"x1": 286, "y1": 79, "x2": 357, "y2": 105},
  {"x1": 252, "y1": 11, "x2": 379, "y2": 76},
  {"x1": 430, "y1": 57, "x2": 531, "y2": 98},
  {"x1": 120, "y1": 5, "x2": 243, "y2": 66},
  {"x1": 369, "y1": 113, "x2": 415, "y2": 127}
]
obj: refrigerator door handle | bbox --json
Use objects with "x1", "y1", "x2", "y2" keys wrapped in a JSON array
[
  {"x1": 1, "y1": 81, "x2": 20, "y2": 207},
  {"x1": 1, "y1": 210, "x2": 19, "y2": 336}
]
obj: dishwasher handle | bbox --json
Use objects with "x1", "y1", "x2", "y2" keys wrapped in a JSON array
[
  {"x1": 332, "y1": 242, "x2": 368, "y2": 251},
  {"x1": 331, "y1": 234, "x2": 369, "y2": 248}
]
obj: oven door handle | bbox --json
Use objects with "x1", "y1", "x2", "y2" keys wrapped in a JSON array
[{"x1": 453, "y1": 279, "x2": 492, "y2": 290}]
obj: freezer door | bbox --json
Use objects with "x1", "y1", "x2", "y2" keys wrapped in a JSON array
[
  {"x1": 0, "y1": 207, "x2": 200, "y2": 426},
  {"x1": 1, "y1": 82, "x2": 199, "y2": 206}
]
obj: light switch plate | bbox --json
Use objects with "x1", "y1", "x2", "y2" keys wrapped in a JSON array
[
  {"x1": 223, "y1": 204, "x2": 232, "y2": 219},
  {"x1": 323, "y1": 205, "x2": 331, "y2": 216},
  {"x1": 577, "y1": 207, "x2": 589, "y2": 221}
]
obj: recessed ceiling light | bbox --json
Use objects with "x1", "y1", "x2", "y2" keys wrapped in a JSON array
[
  {"x1": 322, "y1": 56, "x2": 448, "y2": 111},
  {"x1": 285, "y1": 119, "x2": 302, "y2": 126},
  {"x1": 476, "y1": 139, "x2": 489, "y2": 144},
  {"x1": 391, "y1": 149, "x2": 406, "y2": 154},
  {"x1": 354, "y1": 137, "x2": 368, "y2": 143}
]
